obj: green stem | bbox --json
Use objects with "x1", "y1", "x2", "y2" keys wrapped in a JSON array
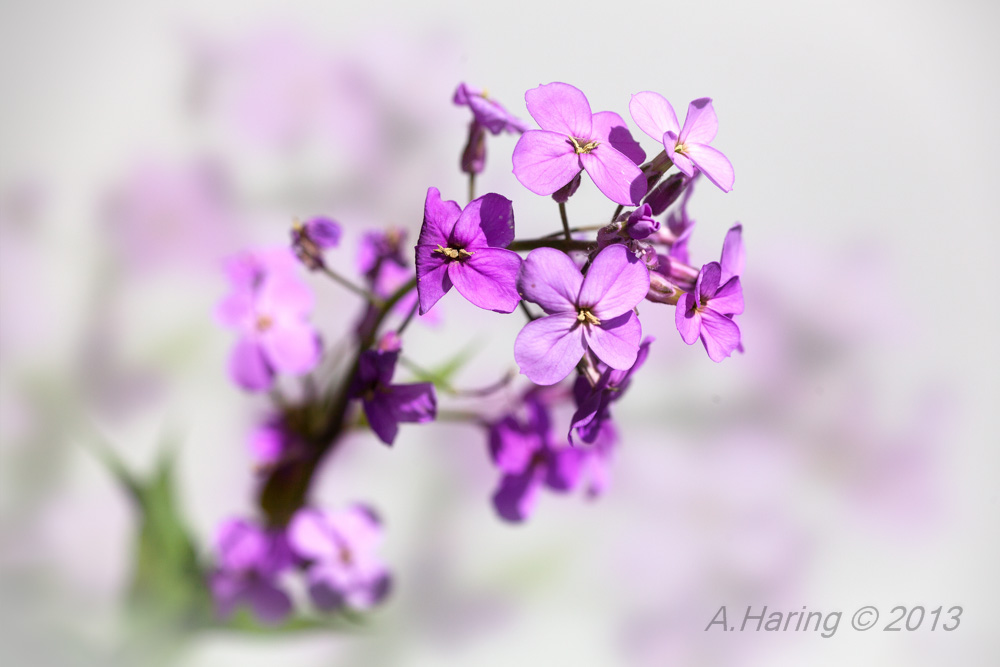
[{"x1": 319, "y1": 266, "x2": 383, "y2": 306}]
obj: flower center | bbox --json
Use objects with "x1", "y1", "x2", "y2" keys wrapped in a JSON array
[
  {"x1": 255, "y1": 314, "x2": 274, "y2": 332},
  {"x1": 577, "y1": 309, "x2": 601, "y2": 326},
  {"x1": 569, "y1": 136, "x2": 599, "y2": 155},
  {"x1": 434, "y1": 244, "x2": 474, "y2": 261},
  {"x1": 674, "y1": 141, "x2": 689, "y2": 156}
]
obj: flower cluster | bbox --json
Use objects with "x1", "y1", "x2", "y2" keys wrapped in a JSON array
[{"x1": 210, "y1": 80, "x2": 744, "y2": 624}]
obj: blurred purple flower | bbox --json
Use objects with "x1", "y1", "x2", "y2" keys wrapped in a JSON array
[
  {"x1": 414, "y1": 187, "x2": 521, "y2": 315},
  {"x1": 349, "y1": 332, "x2": 436, "y2": 445},
  {"x1": 570, "y1": 337, "x2": 654, "y2": 443},
  {"x1": 209, "y1": 518, "x2": 293, "y2": 625},
  {"x1": 629, "y1": 92, "x2": 734, "y2": 192},
  {"x1": 453, "y1": 83, "x2": 530, "y2": 135},
  {"x1": 513, "y1": 82, "x2": 647, "y2": 206},
  {"x1": 514, "y1": 244, "x2": 650, "y2": 385},
  {"x1": 216, "y1": 247, "x2": 321, "y2": 391},
  {"x1": 675, "y1": 261, "x2": 744, "y2": 362},
  {"x1": 291, "y1": 216, "x2": 341, "y2": 270},
  {"x1": 288, "y1": 505, "x2": 392, "y2": 612}
]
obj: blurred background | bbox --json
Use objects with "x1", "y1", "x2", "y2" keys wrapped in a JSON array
[{"x1": 1, "y1": 0, "x2": 998, "y2": 665}]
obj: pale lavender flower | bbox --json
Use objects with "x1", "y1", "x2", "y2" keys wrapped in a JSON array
[
  {"x1": 514, "y1": 244, "x2": 650, "y2": 385},
  {"x1": 489, "y1": 393, "x2": 583, "y2": 522},
  {"x1": 629, "y1": 92, "x2": 734, "y2": 192},
  {"x1": 209, "y1": 518, "x2": 293, "y2": 625},
  {"x1": 414, "y1": 187, "x2": 521, "y2": 314},
  {"x1": 349, "y1": 332, "x2": 436, "y2": 445},
  {"x1": 288, "y1": 505, "x2": 391, "y2": 611},
  {"x1": 513, "y1": 82, "x2": 647, "y2": 206},
  {"x1": 675, "y1": 261, "x2": 744, "y2": 362},
  {"x1": 216, "y1": 248, "x2": 321, "y2": 391},
  {"x1": 453, "y1": 83, "x2": 529, "y2": 135}
]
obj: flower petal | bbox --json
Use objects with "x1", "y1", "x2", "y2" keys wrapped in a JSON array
[
  {"x1": 246, "y1": 580, "x2": 292, "y2": 626},
  {"x1": 448, "y1": 248, "x2": 522, "y2": 313},
  {"x1": 451, "y1": 193, "x2": 514, "y2": 250},
  {"x1": 383, "y1": 382, "x2": 437, "y2": 425},
  {"x1": 288, "y1": 508, "x2": 338, "y2": 561},
  {"x1": 490, "y1": 416, "x2": 540, "y2": 474},
  {"x1": 364, "y1": 396, "x2": 399, "y2": 445},
  {"x1": 579, "y1": 244, "x2": 650, "y2": 319},
  {"x1": 492, "y1": 469, "x2": 542, "y2": 522},
  {"x1": 674, "y1": 292, "x2": 702, "y2": 345},
  {"x1": 591, "y1": 111, "x2": 645, "y2": 165},
  {"x1": 629, "y1": 91, "x2": 679, "y2": 142},
  {"x1": 697, "y1": 262, "x2": 722, "y2": 301},
  {"x1": 512, "y1": 130, "x2": 582, "y2": 196},
  {"x1": 685, "y1": 143, "x2": 735, "y2": 193},
  {"x1": 414, "y1": 248, "x2": 453, "y2": 315},
  {"x1": 711, "y1": 276, "x2": 744, "y2": 315},
  {"x1": 544, "y1": 447, "x2": 584, "y2": 492},
  {"x1": 678, "y1": 98, "x2": 718, "y2": 145},
  {"x1": 524, "y1": 82, "x2": 593, "y2": 137},
  {"x1": 513, "y1": 313, "x2": 587, "y2": 386},
  {"x1": 258, "y1": 274, "x2": 314, "y2": 318},
  {"x1": 664, "y1": 131, "x2": 697, "y2": 177},
  {"x1": 579, "y1": 146, "x2": 646, "y2": 206},
  {"x1": 585, "y1": 311, "x2": 642, "y2": 371},
  {"x1": 517, "y1": 247, "x2": 583, "y2": 314},
  {"x1": 229, "y1": 336, "x2": 273, "y2": 391},
  {"x1": 260, "y1": 320, "x2": 320, "y2": 374},
  {"x1": 419, "y1": 187, "x2": 462, "y2": 248},
  {"x1": 720, "y1": 223, "x2": 745, "y2": 282},
  {"x1": 699, "y1": 309, "x2": 742, "y2": 362}
]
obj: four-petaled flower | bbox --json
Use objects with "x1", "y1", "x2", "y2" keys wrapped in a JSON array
[
  {"x1": 209, "y1": 518, "x2": 294, "y2": 626},
  {"x1": 629, "y1": 92, "x2": 735, "y2": 193},
  {"x1": 515, "y1": 244, "x2": 650, "y2": 385},
  {"x1": 415, "y1": 187, "x2": 522, "y2": 314},
  {"x1": 513, "y1": 82, "x2": 647, "y2": 206},
  {"x1": 675, "y1": 261, "x2": 744, "y2": 362}
]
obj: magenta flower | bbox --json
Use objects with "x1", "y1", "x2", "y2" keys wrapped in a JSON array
[
  {"x1": 453, "y1": 83, "x2": 529, "y2": 135},
  {"x1": 291, "y1": 216, "x2": 341, "y2": 270},
  {"x1": 629, "y1": 92, "x2": 734, "y2": 192},
  {"x1": 570, "y1": 337, "x2": 654, "y2": 443},
  {"x1": 514, "y1": 244, "x2": 650, "y2": 386},
  {"x1": 512, "y1": 82, "x2": 647, "y2": 206},
  {"x1": 414, "y1": 187, "x2": 522, "y2": 314},
  {"x1": 675, "y1": 261, "x2": 744, "y2": 362},
  {"x1": 489, "y1": 394, "x2": 583, "y2": 522},
  {"x1": 349, "y1": 333, "x2": 436, "y2": 445},
  {"x1": 288, "y1": 505, "x2": 391, "y2": 612},
  {"x1": 216, "y1": 248, "x2": 321, "y2": 391},
  {"x1": 209, "y1": 518, "x2": 293, "y2": 625}
]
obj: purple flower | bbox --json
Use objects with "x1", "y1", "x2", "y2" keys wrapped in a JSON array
[
  {"x1": 216, "y1": 248, "x2": 321, "y2": 391},
  {"x1": 512, "y1": 82, "x2": 647, "y2": 206},
  {"x1": 623, "y1": 204, "x2": 660, "y2": 240},
  {"x1": 489, "y1": 394, "x2": 583, "y2": 522},
  {"x1": 358, "y1": 228, "x2": 408, "y2": 280},
  {"x1": 291, "y1": 216, "x2": 341, "y2": 270},
  {"x1": 629, "y1": 92, "x2": 734, "y2": 193},
  {"x1": 209, "y1": 518, "x2": 293, "y2": 625},
  {"x1": 453, "y1": 83, "x2": 529, "y2": 135},
  {"x1": 570, "y1": 337, "x2": 654, "y2": 443},
  {"x1": 514, "y1": 244, "x2": 650, "y2": 386},
  {"x1": 349, "y1": 332, "x2": 436, "y2": 445},
  {"x1": 414, "y1": 187, "x2": 522, "y2": 315},
  {"x1": 675, "y1": 261, "x2": 744, "y2": 362},
  {"x1": 720, "y1": 223, "x2": 745, "y2": 283},
  {"x1": 288, "y1": 505, "x2": 391, "y2": 612}
]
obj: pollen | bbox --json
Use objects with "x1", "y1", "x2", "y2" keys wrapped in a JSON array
[
  {"x1": 569, "y1": 136, "x2": 599, "y2": 155},
  {"x1": 255, "y1": 314, "x2": 274, "y2": 332},
  {"x1": 434, "y1": 245, "x2": 473, "y2": 260},
  {"x1": 576, "y1": 309, "x2": 601, "y2": 325}
]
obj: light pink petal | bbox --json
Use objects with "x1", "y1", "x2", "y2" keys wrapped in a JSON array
[
  {"x1": 678, "y1": 98, "x2": 718, "y2": 145},
  {"x1": 512, "y1": 130, "x2": 582, "y2": 196},
  {"x1": 629, "y1": 91, "x2": 679, "y2": 142},
  {"x1": 591, "y1": 111, "x2": 646, "y2": 165},
  {"x1": 448, "y1": 248, "x2": 522, "y2": 313},
  {"x1": 415, "y1": 248, "x2": 453, "y2": 314},
  {"x1": 513, "y1": 313, "x2": 587, "y2": 386},
  {"x1": 452, "y1": 193, "x2": 514, "y2": 248},
  {"x1": 685, "y1": 143, "x2": 734, "y2": 193},
  {"x1": 419, "y1": 187, "x2": 462, "y2": 248},
  {"x1": 699, "y1": 310, "x2": 742, "y2": 362},
  {"x1": 524, "y1": 82, "x2": 593, "y2": 137},
  {"x1": 579, "y1": 244, "x2": 650, "y2": 319},
  {"x1": 664, "y1": 131, "x2": 697, "y2": 177},
  {"x1": 288, "y1": 508, "x2": 338, "y2": 561},
  {"x1": 215, "y1": 290, "x2": 254, "y2": 328},
  {"x1": 674, "y1": 292, "x2": 702, "y2": 345},
  {"x1": 585, "y1": 311, "x2": 641, "y2": 371},
  {"x1": 260, "y1": 320, "x2": 320, "y2": 374},
  {"x1": 516, "y1": 247, "x2": 583, "y2": 314},
  {"x1": 229, "y1": 336, "x2": 274, "y2": 391},
  {"x1": 258, "y1": 274, "x2": 313, "y2": 317},
  {"x1": 580, "y1": 145, "x2": 646, "y2": 206},
  {"x1": 711, "y1": 276, "x2": 744, "y2": 315}
]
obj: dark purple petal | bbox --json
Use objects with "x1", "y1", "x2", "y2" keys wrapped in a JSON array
[
  {"x1": 685, "y1": 143, "x2": 734, "y2": 193},
  {"x1": 512, "y1": 130, "x2": 582, "y2": 196},
  {"x1": 448, "y1": 248, "x2": 522, "y2": 313},
  {"x1": 591, "y1": 111, "x2": 646, "y2": 165},
  {"x1": 629, "y1": 91, "x2": 679, "y2": 142},
  {"x1": 699, "y1": 309, "x2": 742, "y2": 362},
  {"x1": 544, "y1": 447, "x2": 583, "y2": 492},
  {"x1": 304, "y1": 216, "x2": 342, "y2": 248},
  {"x1": 460, "y1": 120, "x2": 486, "y2": 174},
  {"x1": 513, "y1": 313, "x2": 587, "y2": 386},
  {"x1": 678, "y1": 98, "x2": 718, "y2": 145},
  {"x1": 414, "y1": 247, "x2": 453, "y2": 315},
  {"x1": 585, "y1": 311, "x2": 642, "y2": 371},
  {"x1": 644, "y1": 172, "x2": 688, "y2": 217},
  {"x1": 579, "y1": 244, "x2": 650, "y2": 320},
  {"x1": 492, "y1": 469, "x2": 542, "y2": 522},
  {"x1": 308, "y1": 578, "x2": 346, "y2": 612},
  {"x1": 550, "y1": 171, "x2": 582, "y2": 203},
  {"x1": 711, "y1": 276, "x2": 744, "y2": 316},
  {"x1": 569, "y1": 374, "x2": 604, "y2": 442},
  {"x1": 451, "y1": 193, "x2": 515, "y2": 249},
  {"x1": 489, "y1": 416, "x2": 539, "y2": 474},
  {"x1": 418, "y1": 187, "x2": 462, "y2": 249},
  {"x1": 363, "y1": 396, "x2": 399, "y2": 445},
  {"x1": 229, "y1": 337, "x2": 274, "y2": 391},
  {"x1": 720, "y1": 223, "x2": 745, "y2": 282},
  {"x1": 524, "y1": 82, "x2": 593, "y2": 138},
  {"x1": 516, "y1": 247, "x2": 582, "y2": 314},
  {"x1": 675, "y1": 292, "x2": 702, "y2": 345},
  {"x1": 579, "y1": 145, "x2": 646, "y2": 206},
  {"x1": 383, "y1": 382, "x2": 437, "y2": 425}
]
